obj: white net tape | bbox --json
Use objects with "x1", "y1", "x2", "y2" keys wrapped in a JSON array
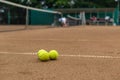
[
  {"x1": 67, "y1": 15, "x2": 81, "y2": 20},
  {"x1": 0, "y1": 0, "x2": 61, "y2": 14}
]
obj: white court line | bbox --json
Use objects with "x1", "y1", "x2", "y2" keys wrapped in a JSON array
[
  {"x1": 60, "y1": 55, "x2": 120, "y2": 59},
  {"x1": 0, "y1": 52, "x2": 120, "y2": 59},
  {"x1": 0, "y1": 52, "x2": 9, "y2": 53}
]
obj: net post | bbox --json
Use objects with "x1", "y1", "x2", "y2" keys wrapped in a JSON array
[
  {"x1": 7, "y1": 8, "x2": 11, "y2": 24},
  {"x1": 25, "y1": 8, "x2": 29, "y2": 29}
]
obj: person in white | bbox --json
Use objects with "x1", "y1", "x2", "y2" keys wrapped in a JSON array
[
  {"x1": 105, "y1": 16, "x2": 110, "y2": 21},
  {"x1": 59, "y1": 17, "x2": 67, "y2": 27}
]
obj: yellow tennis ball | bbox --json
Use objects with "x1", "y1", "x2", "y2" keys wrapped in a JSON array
[
  {"x1": 49, "y1": 50, "x2": 59, "y2": 60},
  {"x1": 37, "y1": 49, "x2": 47, "y2": 56},
  {"x1": 37, "y1": 49, "x2": 49, "y2": 61}
]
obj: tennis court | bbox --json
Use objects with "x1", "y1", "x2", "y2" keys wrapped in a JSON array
[{"x1": 0, "y1": 25, "x2": 120, "y2": 80}]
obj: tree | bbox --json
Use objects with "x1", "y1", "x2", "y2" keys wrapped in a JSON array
[
  {"x1": 5, "y1": 0, "x2": 117, "y2": 8},
  {"x1": 54, "y1": 0, "x2": 70, "y2": 8},
  {"x1": 6, "y1": 0, "x2": 41, "y2": 8}
]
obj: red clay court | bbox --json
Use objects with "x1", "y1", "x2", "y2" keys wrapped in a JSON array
[{"x1": 0, "y1": 25, "x2": 120, "y2": 80}]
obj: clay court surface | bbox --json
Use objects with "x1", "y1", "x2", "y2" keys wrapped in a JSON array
[{"x1": 0, "y1": 25, "x2": 120, "y2": 80}]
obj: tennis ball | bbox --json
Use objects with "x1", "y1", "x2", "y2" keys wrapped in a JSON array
[
  {"x1": 37, "y1": 49, "x2": 49, "y2": 61},
  {"x1": 49, "y1": 50, "x2": 59, "y2": 60},
  {"x1": 37, "y1": 49, "x2": 47, "y2": 56}
]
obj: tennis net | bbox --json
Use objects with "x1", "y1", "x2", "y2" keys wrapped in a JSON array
[{"x1": 0, "y1": 0, "x2": 61, "y2": 27}]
